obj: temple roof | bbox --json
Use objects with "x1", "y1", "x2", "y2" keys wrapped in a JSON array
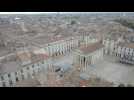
[
  {"x1": 118, "y1": 42, "x2": 134, "y2": 49},
  {"x1": 78, "y1": 41, "x2": 104, "y2": 55}
]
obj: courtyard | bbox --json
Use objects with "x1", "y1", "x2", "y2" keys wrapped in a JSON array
[
  {"x1": 85, "y1": 55, "x2": 134, "y2": 85},
  {"x1": 53, "y1": 52, "x2": 134, "y2": 86}
]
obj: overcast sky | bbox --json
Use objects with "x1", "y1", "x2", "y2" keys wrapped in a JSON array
[{"x1": 0, "y1": 12, "x2": 131, "y2": 14}]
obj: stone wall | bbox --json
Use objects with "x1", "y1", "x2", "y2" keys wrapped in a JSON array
[{"x1": 0, "y1": 59, "x2": 51, "y2": 87}]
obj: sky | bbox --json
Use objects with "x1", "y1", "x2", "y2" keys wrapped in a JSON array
[{"x1": 0, "y1": 12, "x2": 131, "y2": 15}]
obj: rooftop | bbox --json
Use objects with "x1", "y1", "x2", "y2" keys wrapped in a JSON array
[
  {"x1": 0, "y1": 61, "x2": 20, "y2": 74},
  {"x1": 78, "y1": 41, "x2": 104, "y2": 55},
  {"x1": 118, "y1": 42, "x2": 134, "y2": 49}
]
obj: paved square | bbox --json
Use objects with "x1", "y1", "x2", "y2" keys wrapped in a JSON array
[{"x1": 86, "y1": 55, "x2": 134, "y2": 85}]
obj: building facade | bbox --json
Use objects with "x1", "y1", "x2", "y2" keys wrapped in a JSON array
[
  {"x1": 73, "y1": 41, "x2": 104, "y2": 72},
  {"x1": 102, "y1": 37, "x2": 134, "y2": 65},
  {"x1": 118, "y1": 43, "x2": 134, "y2": 64}
]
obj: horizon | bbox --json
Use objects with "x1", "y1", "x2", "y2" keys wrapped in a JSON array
[{"x1": 0, "y1": 12, "x2": 132, "y2": 15}]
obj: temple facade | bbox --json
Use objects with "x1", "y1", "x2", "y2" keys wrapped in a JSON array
[{"x1": 73, "y1": 41, "x2": 104, "y2": 72}]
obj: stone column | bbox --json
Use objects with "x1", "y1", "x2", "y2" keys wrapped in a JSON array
[
  {"x1": 80, "y1": 55, "x2": 82, "y2": 69},
  {"x1": 53, "y1": 45, "x2": 55, "y2": 57},
  {"x1": 84, "y1": 57, "x2": 87, "y2": 70},
  {"x1": 0, "y1": 77, "x2": 2, "y2": 87},
  {"x1": 52, "y1": 45, "x2": 54, "y2": 57},
  {"x1": 102, "y1": 48, "x2": 104, "y2": 60},
  {"x1": 18, "y1": 70, "x2": 23, "y2": 81},
  {"x1": 66, "y1": 42, "x2": 68, "y2": 53},
  {"x1": 49, "y1": 46, "x2": 52, "y2": 57},
  {"x1": 57, "y1": 44, "x2": 60, "y2": 56},
  {"x1": 66, "y1": 41, "x2": 68, "y2": 52},
  {"x1": 65, "y1": 42, "x2": 67, "y2": 54},
  {"x1": 55, "y1": 44, "x2": 58, "y2": 56},
  {"x1": 46, "y1": 46, "x2": 49, "y2": 56},
  {"x1": 73, "y1": 39, "x2": 75, "y2": 48},
  {"x1": 9, "y1": 72, "x2": 16, "y2": 86},
  {"x1": 58, "y1": 44, "x2": 60, "y2": 56},
  {"x1": 23, "y1": 67, "x2": 28, "y2": 80},
  {"x1": 126, "y1": 48, "x2": 129, "y2": 56},
  {"x1": 86, "y1": 56, "x2": 89, "y2": 65},
  {"x1": 4, "y1": 74, "x2": 10, "y2": 87},
  {"x1": 80, "y1": 56, "x2": 83, "y2": 72},
  {"x1": 74, "y1": 40, "x2": 76, "y2": 48},
  {"x1": 59, "y1": 44, "x2": 62, "y2": 55},
  {"x1": 62, "y1": 43, "x2": 64, "y2": 55},
  {"x1": 71, "y1": 40, "x2": 73, "y2": 49},
  {"x1": 79, "y1": 55, "x2": 81, "y2": 67},
  {"x1": 30, "y1": 66, "x2": 34, "y2": 78},
  {"x1": 69, "y1": 40, "x2": 71, "y2": 52},
  {"x1": 92, "y1": 55, "x2": 94, "y2": 65},
  {"x1": 63, "y1": 42, "x2": 65, "y2": 54}
]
